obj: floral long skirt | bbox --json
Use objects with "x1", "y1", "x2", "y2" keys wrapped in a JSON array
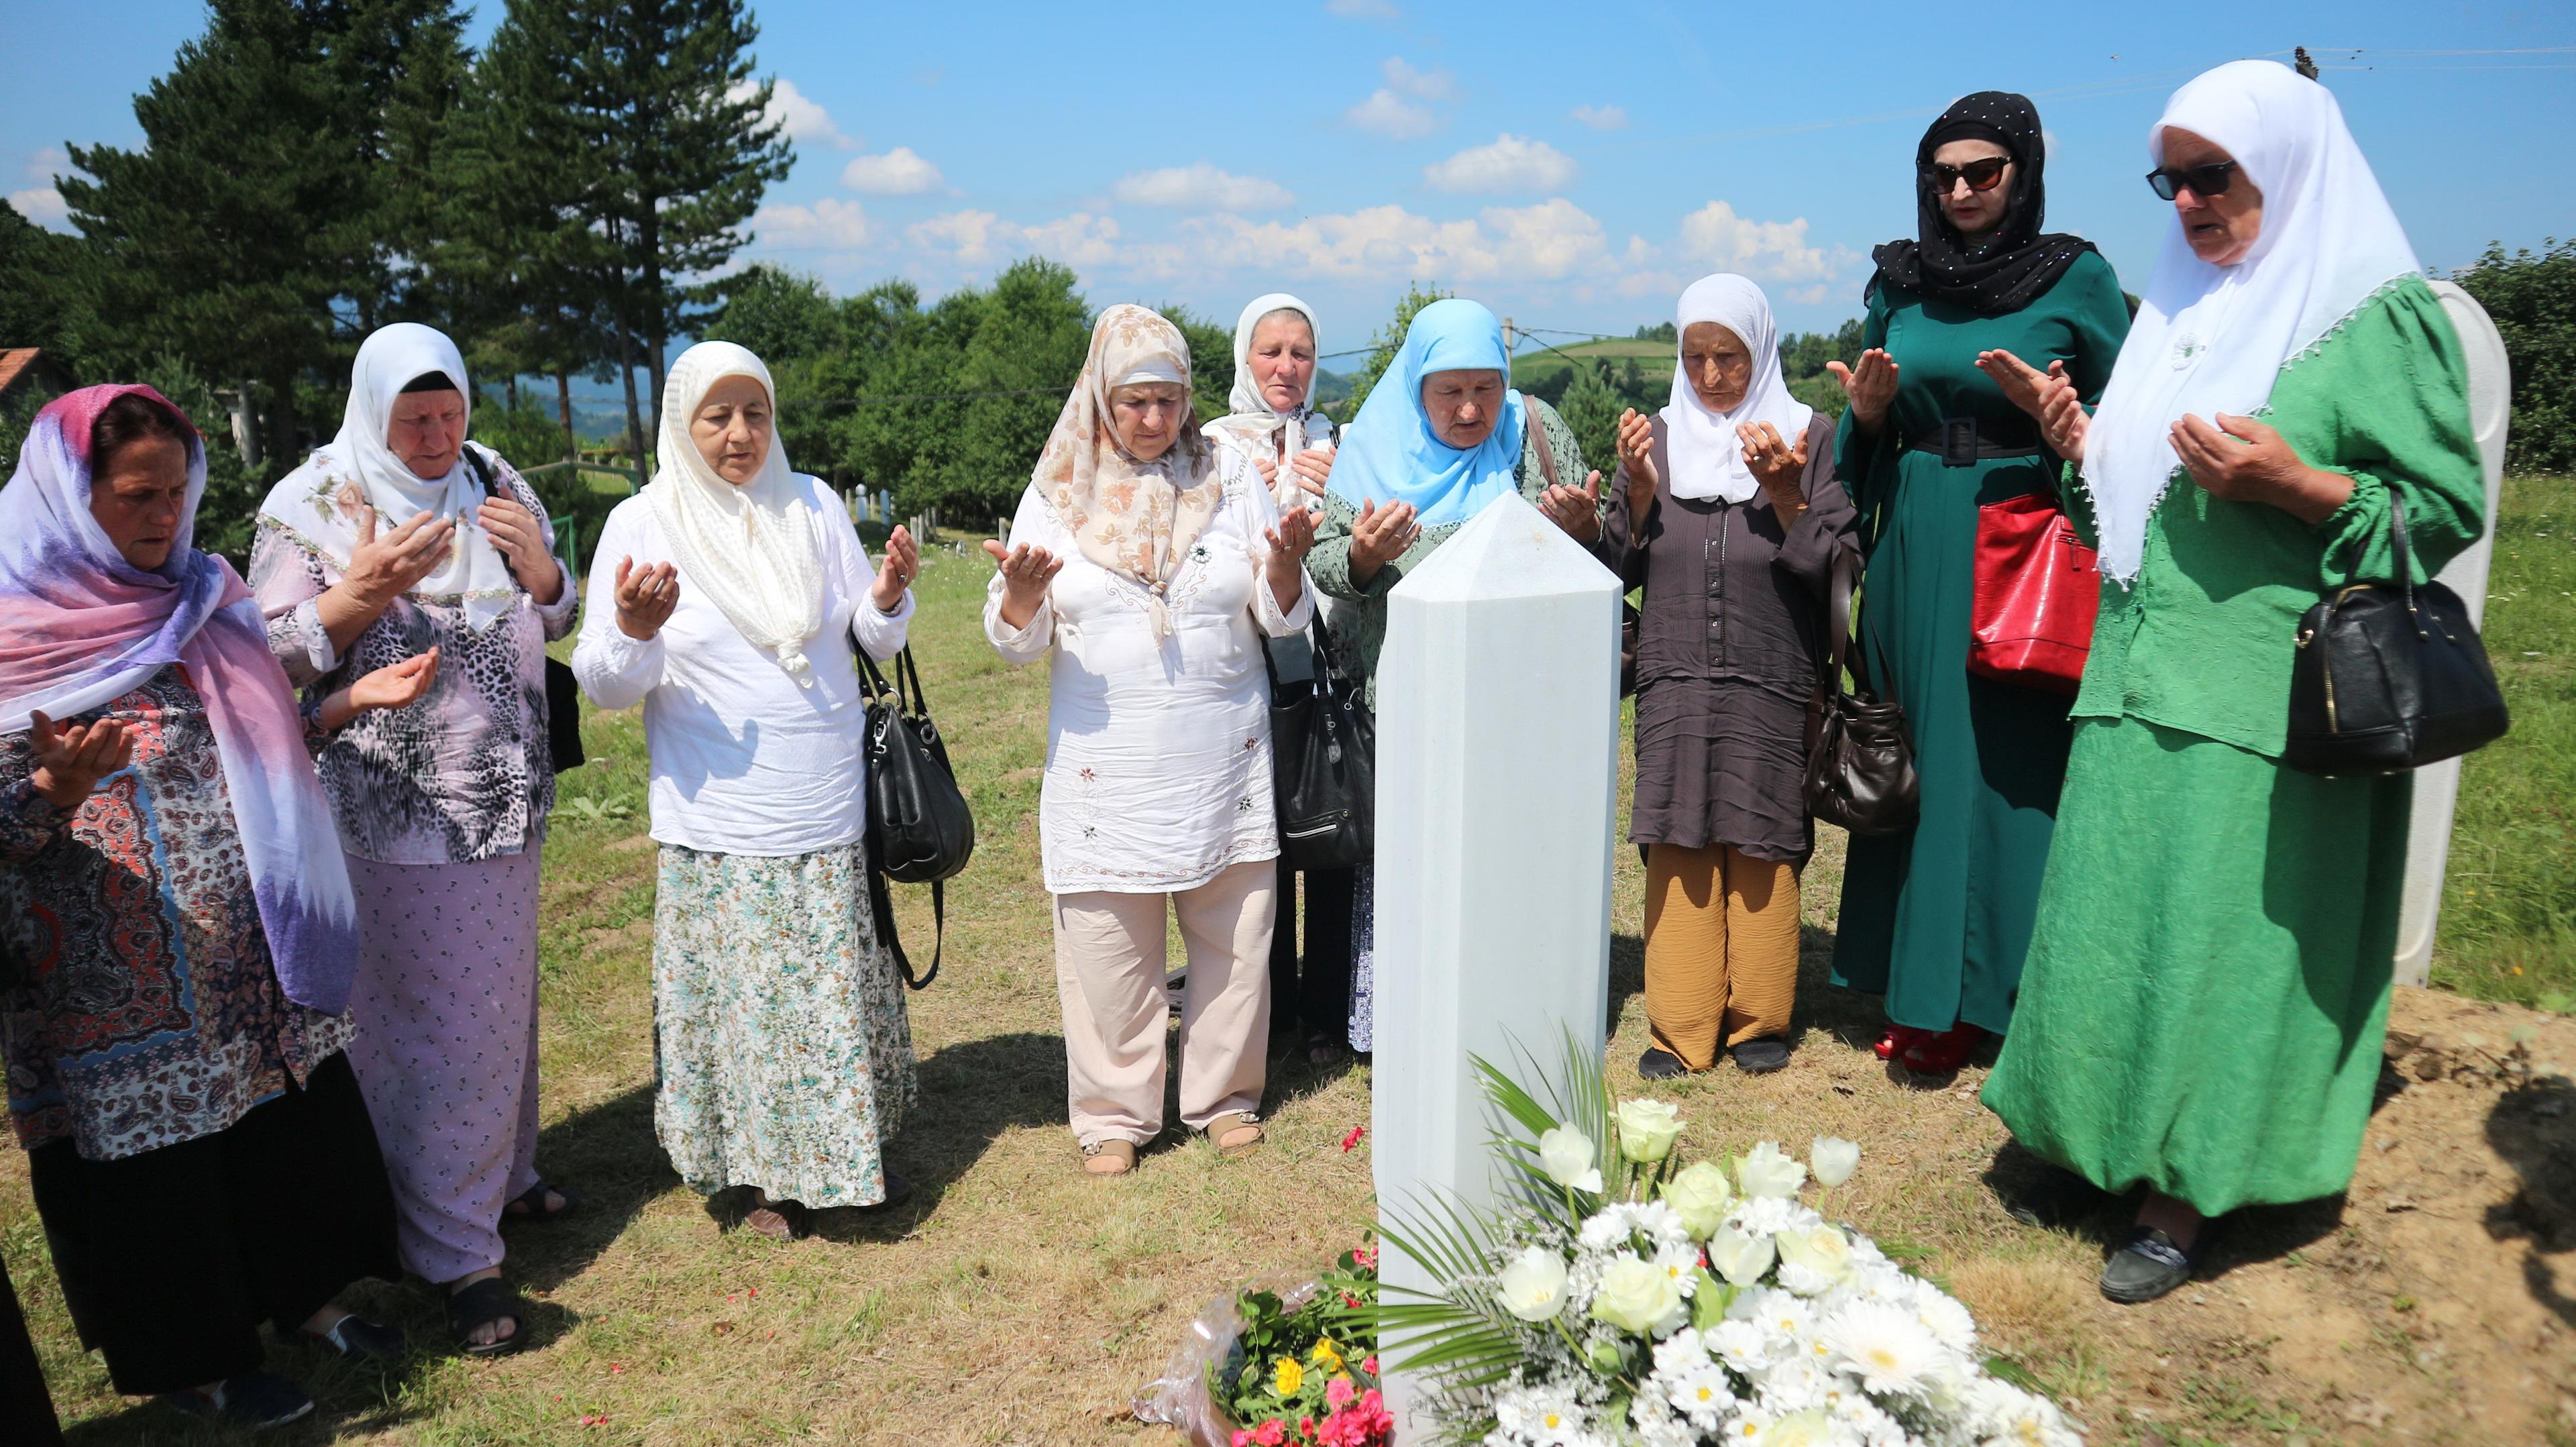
[{"x1": 651, "y1": 843, "x2": 917, "y2": 1208}]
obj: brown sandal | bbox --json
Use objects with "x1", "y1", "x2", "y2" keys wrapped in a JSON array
[
  {"x1": 1207, "y1": 1112, "x2": 1264, "y2": 1156},
  {"x1": 1081, "y1": 1140, "x2": 1137, "y2": 1177}
]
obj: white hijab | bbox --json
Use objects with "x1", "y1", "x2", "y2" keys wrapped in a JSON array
[
  {"x1": 262, "y1": 322, "x2": 521, "y2": 631},
  {"x1": 647, "y1": 342, "x2": 826, "y2": 680},
  {"x1": 1203, "y1": 292, "x2": 1335, "y2": 508},
  {"x1": 1661, "y1": 274, "x2": 1814, "y2": 504},
  {"x1": 2082, "y1": 60, "x2": 2419, "y2": 582}
]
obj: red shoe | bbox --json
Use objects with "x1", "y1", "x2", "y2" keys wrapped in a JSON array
[
  {"x1": 1900, "y1": 1022, "x2": 1986, "y2": 1073},
  {"x1": 1873, "y1": 1025, "x2": 1927, "y2": 1061}
]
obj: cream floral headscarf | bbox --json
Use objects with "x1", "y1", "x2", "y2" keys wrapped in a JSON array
[{"x1": 1035, "y1": 305, "x2": 1220, "y2": 590}]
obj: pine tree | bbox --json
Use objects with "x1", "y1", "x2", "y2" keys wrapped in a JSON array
[{"x1": 1557, "y1": 360, "x2": 1623, "y2": 480}]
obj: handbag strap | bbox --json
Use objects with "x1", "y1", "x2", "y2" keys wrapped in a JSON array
[
  {"x1": 1819, "y1": 547, "x2": 1858, "y2": 700},
  {"x1": 855, "y1": 644, "x2": 895, "y2": 704},
  {"x1": 1529, "y1": 418, "x2": 1563, "y2": 491},
  {"x1": 867, "y1": 866, "x2": 942, "y2": 991},
  {"x1": 896, "y1": 644, "x2": 933, "y2": 718}
]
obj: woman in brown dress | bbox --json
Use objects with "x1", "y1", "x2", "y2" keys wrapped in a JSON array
[{"x1": 1601, "y1": 274, "x2": 1857, "y2": 1077}]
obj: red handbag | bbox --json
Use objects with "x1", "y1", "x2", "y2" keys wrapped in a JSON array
[{"x1": 1968, "y1": 492, "x2": 2100, "y2": 696}]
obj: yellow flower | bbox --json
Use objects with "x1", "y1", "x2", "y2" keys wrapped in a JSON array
[
  {"x1": 1273, "y1": 1356, "x2": 1304, "y2": 1397},
  {"x1": 1310, "y1": 1338, "x2": 1344, "y2": 1373}
]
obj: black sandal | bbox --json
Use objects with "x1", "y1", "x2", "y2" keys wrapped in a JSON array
[
  {"x1": 502, "y1": 1179, "x2": 582, "y2": 1224},
  {"x1": 446, "y1": 1276, "x2": 529, "y2": 1357}
]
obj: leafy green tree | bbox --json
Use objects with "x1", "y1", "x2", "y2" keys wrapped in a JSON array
[
  {"x1": 1556, "y1": 360, "x2": 1623, "y2": 480},
  {"x1": 1157, "y1": 305, "x2": 1234, "y2": 424},
  {"x1": 2454, "y1": 238, "x2": 2575, "y2": 473},
  {"x1": 1332, "y1": 283, "x2": 1452, "y2": 423},
  {"x1": 702, "y1": 263, "x2": 853, "y2": 479}
]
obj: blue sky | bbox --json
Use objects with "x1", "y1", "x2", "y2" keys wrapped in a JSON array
[{"x1": 6, "y1": 1, "x2": 2573, "y2": 355}]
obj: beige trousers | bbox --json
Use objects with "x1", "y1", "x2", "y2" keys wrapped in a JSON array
[
  {"x1": 1644, "y1": 842, "x2": 1801, "y2": 1071},
  {"x1": 1052, "y1": 859, "x2": 1274, "y2": 1148}
]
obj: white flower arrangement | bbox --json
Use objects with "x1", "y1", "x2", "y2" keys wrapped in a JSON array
[{"x1": 1376, "y1": 1038, "x2": 2083, "y2": 1447}]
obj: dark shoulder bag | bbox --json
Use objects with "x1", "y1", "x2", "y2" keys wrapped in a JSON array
[
  {"x1": 462, "y1": 446, "x2": 585, "y2": 773},
  {"x1": 1803, "y1": 549, "x2": 1919, "y2": 835},
  {"x1": 857, "y1": 645, "x2": 975, "y2": 988},
  {"x1": 1267, "y1": 619, "x2": 1375, "y2": 870},
  {"x1": 2284, "y1": 504, "x2": 2508, "y2": 776}
]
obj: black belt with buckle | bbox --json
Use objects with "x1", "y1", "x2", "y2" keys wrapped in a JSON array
[{"x1": 1905, "y1": 417, "x2": 2049, "y2": 468}]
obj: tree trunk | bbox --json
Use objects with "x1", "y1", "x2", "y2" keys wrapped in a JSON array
[
  {"x1": 506, "y1": 374, "x2": 520, "y2": 411},
  {"x1": 556, "y1": 370, "x2": 577, "y2": 462},
  {"x1": 641, "y1": 198, "x2": 665, "y2": 446},
  {"x1": 617, "y1": 325, "x2": 645, "y2": 468}
]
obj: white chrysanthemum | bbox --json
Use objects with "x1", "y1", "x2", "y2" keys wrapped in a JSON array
[
  {"x1": 1494, "y1": 1381, "x2": 1593, "y2": 1446},
  {"x1": 1762, "y1": 1353, "x2": 1834, "y2": 1411},
  {"x1": 1829, "y1": 1393, "x2": 1912, "y2": 1447},
  {"x1": 1718, "y1": 1409, "x2": 1778, "y2": 1444},
  {"x1": 1911, "y1": 1285, "x2": 1978, "y2": 1355},
  {"x1": 1729, "y1": 1193, "x2": 1810, "y2": 1236},
  {"x1": 1650, "y1": 1327, "x2": 1709, "y2": 1376},
  {"x1": 1652, "y1": 1240, "x2": 1704, "y2": 1297},
  {"x1": 1962, "y1": 1377, "x2": 2085, "y2": 1447},
  {"x1": 1667, "y1": 1358, "x2": 1741, "y2": 1430},
  {"x1": 1820, "y1": 1300, "x2": 1945, "y2": 1397},
  {"x1": 1707, "y1": 1316, "x2": 1771, "y2": 1375},
  {"x1": 1736, "y1": 1287, "x2": 1816, "y2": 1349}
]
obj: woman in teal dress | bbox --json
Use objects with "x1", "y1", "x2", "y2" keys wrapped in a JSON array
[
  {"x1": 1980, "y1": 60, "x2": 2485, "y2": 1303},
  {"x1": 1825, "y1": 93, "x2": 2131, "y2": 1073}
]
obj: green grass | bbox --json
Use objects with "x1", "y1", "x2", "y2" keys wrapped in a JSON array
[
  {"x1": 1510, "y1": 337, "x2": 1674, "y2": 395},
  {"x1": 2432, "y1": 472, "x2": 2576, "y2": 1008}
]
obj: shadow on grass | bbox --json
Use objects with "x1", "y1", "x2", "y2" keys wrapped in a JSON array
[{"x1": 809, "y1": 1031, "x2": 1065, "y2": 1244}]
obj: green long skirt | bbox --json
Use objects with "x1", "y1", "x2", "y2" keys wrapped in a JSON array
[{"x1": 1981, "y1": 716, "x2": 2411, "y2": 1216}]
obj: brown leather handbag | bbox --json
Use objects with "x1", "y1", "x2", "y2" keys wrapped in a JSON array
[{"x1": 1804, "y1": 549, "x2": 1919, "y2": 835}]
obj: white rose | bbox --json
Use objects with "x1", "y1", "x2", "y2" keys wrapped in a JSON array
[
  {"x1": 1773, "y1": 1225, "x2": 1855, "y2": 1295},
  {"x1": 1734, "y1": 1140, "x2": 1808, "y2": 1198},
  {"x1": 1538, "y1": 1126, "x2": 1604, "y2": 1193},
  {"x1": 1495, "y1": 1244, "x2": 1570, "y2": 1322},
  {"x1": 1661, "y1": 1161, "x2": 1735, "y2": 1240},
  {"x1": 1616, "y1": 1098, "x2": 1685, "y2": 1164},
  {"x1": 1705, "y1": 1223, "x2": 1776, "y2": 1287},
  {"x1": 1809, "y1": 1136, "x2": 1860, "y2": 1188},
  {"x1": 1589, "y1": 1254, "x2": 1687, "y2": 1336},
  {"x1": 1763, "y1": 1408, "x2": 1835, "y2": 1447}
]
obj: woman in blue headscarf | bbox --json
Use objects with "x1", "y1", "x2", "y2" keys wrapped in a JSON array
[{"x1": 1308, "y1": 297, "x2": 1602, "y2": 1053}]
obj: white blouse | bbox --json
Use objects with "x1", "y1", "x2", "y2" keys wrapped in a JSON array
[
  {"x1": 985, "y1": 475, "x2": 1313, "y2": 895},
  {"x1": 572, "y1": 474, "x2": 913, "y2": 857}
]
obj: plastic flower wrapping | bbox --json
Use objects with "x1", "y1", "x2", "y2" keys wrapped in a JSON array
[{"x1": 1375, "y1": 1038, "x2": 2084, "y2": 1447}]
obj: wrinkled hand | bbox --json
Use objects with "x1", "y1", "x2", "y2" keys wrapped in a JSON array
[
  {"x1": 1975, "y1": 351, "x2": 2088, "y2": 462},
  {"x1": 350, "y1": 648, "x2": 439, "y2": 712},
  {"x1": 872, "y1": 525, "x2": 920, "y2": 612},
  {"x1": 343, "y1": 505, "x2": 457, "y2": 610},
  {"x1": 474, "y1": 496, "x2": 561, "y2": 604},
  {"x1": 1737, "y1": 421, "x2": 1811, "y2": 519},
  {"x1": 1347, "y1": 498, "x2": 1422, "y2": 583},
  {"x1": 980, "y1": 539, "x2": 1064, "y2": 629},
  {"x1": 1615, "y1": 408, "x2": 1658, "y2": 501},
  {"x1": 613, "y1": 556, "x2": 680, "y2": 641},
  {"x1": 1540, "y1": 472, "x2": 1605, "y2": 543},
  {"x1": 1263, "y1": 507, "x2": 1316, "y2": 609},
  {"x1": 1825, "y1": 349, "x2": 1900, "y2": 433},
  {"x1": 2169, "y1": 413, "x2": 2354, "y2": 524},
  {"x1": 1287, "y1": 445, "x2": 1335, "y2": 500},
  {"x1": 26, "y1": 710, "x2": 133, "y2": 810}
]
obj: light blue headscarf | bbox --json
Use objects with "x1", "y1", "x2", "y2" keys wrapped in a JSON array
[{"x1": 1327, "y1": 299, "x2": 1526, "y2": 529}]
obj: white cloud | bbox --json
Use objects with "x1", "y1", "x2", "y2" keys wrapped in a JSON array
[
  {"x1": 1344, "y1": 88, "x2": 1436, "y2": 140},
  {"x1": 20, "y1": 146, "x2": 65, "y2": 184},
  {"x1": 841, "y1": 147, "x2": 945, "y2": 195},
  {"x1": 1380, "y1": 56, "x2": 1456, "y2": 101},
  {"x1": 8, "y1": 188, "x2": 68, "y2": 230},
  {"x1": 1112, "y1": 164, "x2": 1293, "y2": 211},
  {"x1": 1570, "y1": 104, "x2": 1628, "y2": 130},
  {"x1": 1174, "y1": 198, "x2": 1609, "y2": 284},
  {"x1": 733, "y1": 78, "x2": 853, "y2": 148},
  {"x1": 909, "y1": 209, "x2": 1125, "y2": 268},
  {"x1": 751, "y1": 197, "x2": 872, "y2": 250},
  {"x1": 1424, "y1": 133, "x2": 1577, "y2": 195},
  {"x1": 1674, "y1": 201, "x2": 1856, "y2": 283},
  {"x1": 1326, "y1": 0, "x2": 1399, "y2": 16}
]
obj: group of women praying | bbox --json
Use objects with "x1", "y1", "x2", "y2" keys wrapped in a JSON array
[{"x1": 0, "y1": 57, "x2": 2492, "y2": 1432}]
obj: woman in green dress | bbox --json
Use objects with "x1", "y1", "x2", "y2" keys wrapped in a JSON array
[
  {"x1": 1826, "y1": 93, "x2": 2131, "y2": 1073},
  {"x1": 1307, "y1": 298, "x2": 1603, "y2": 1053},
  {"x1": 1979, "y1": 60, "x2": 2486, "y2": 1303}
]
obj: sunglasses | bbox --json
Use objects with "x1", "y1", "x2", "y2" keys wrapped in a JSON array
[
  {"x1": 1923, "y1": 157, "x2": 2011, "y2": 193},
  {"x1": 2145, "y1": 160, "x2": 2239, "y2": 201}
]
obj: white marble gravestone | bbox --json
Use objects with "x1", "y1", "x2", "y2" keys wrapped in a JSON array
[
  {"x1": 2395, "y1": 283, "x2": 2511, "y2": 988},
  {"x1": 1369, "y1": 490, "x2": 1623, "y2": 1427}
]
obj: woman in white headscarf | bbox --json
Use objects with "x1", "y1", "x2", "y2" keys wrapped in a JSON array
[
  {"x1": 1599, "y1": 275, "x2": 1856, "y2": 1081},
  {"x1": 1980, "y1": 60, "x2": 2487, "y2": 1303},
  {"x1": 1203, "y1": 294, "x2": 1352, "y2": 1065},
  {"x1": 985, "y1": 305, "x2": 1316, "y2": 1177},
  {"x1": 572, "y1": 342, "x2": 921, "y2": 1241},
  {"x1": 253, "y1": 322, "x2": 578, "y2": 1354}
]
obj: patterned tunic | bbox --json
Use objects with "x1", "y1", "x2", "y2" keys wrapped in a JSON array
[
  {"x1": 1, "y1": 667, "x2": 353, "y2": 1161},
  {"x1": 250, "y1": 454, "x2": 578, "y2": 865}
]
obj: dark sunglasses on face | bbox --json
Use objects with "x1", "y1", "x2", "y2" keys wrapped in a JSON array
[
  {"x1": 2145, "y1": 160, "x2": 2239, "y2": 201},
  {"x1": 1924, "y1": 157, "x2": 2011, "y2": 193}
]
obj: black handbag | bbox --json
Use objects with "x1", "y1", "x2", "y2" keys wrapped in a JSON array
[
  {"x1": 857, "y1": 644, "x2": 975, "y2": 988},
  {"x1": 1265, "y1": 619, "x2": 1376, "y2": 870},
  {"x1": 1803, "y1": 549, "x2": 1920, "y2": 836},
  {"x1": 461, "y1": 446, "x2": 584, "y2": 772},
  {"x1": 2284, "y1": 505, "x2": 2508, "y2": 776}
]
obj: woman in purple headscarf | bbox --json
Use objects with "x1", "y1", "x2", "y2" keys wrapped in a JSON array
[{"x1": 0, "y1": 386, "x2": 435, "y2": 1429}]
